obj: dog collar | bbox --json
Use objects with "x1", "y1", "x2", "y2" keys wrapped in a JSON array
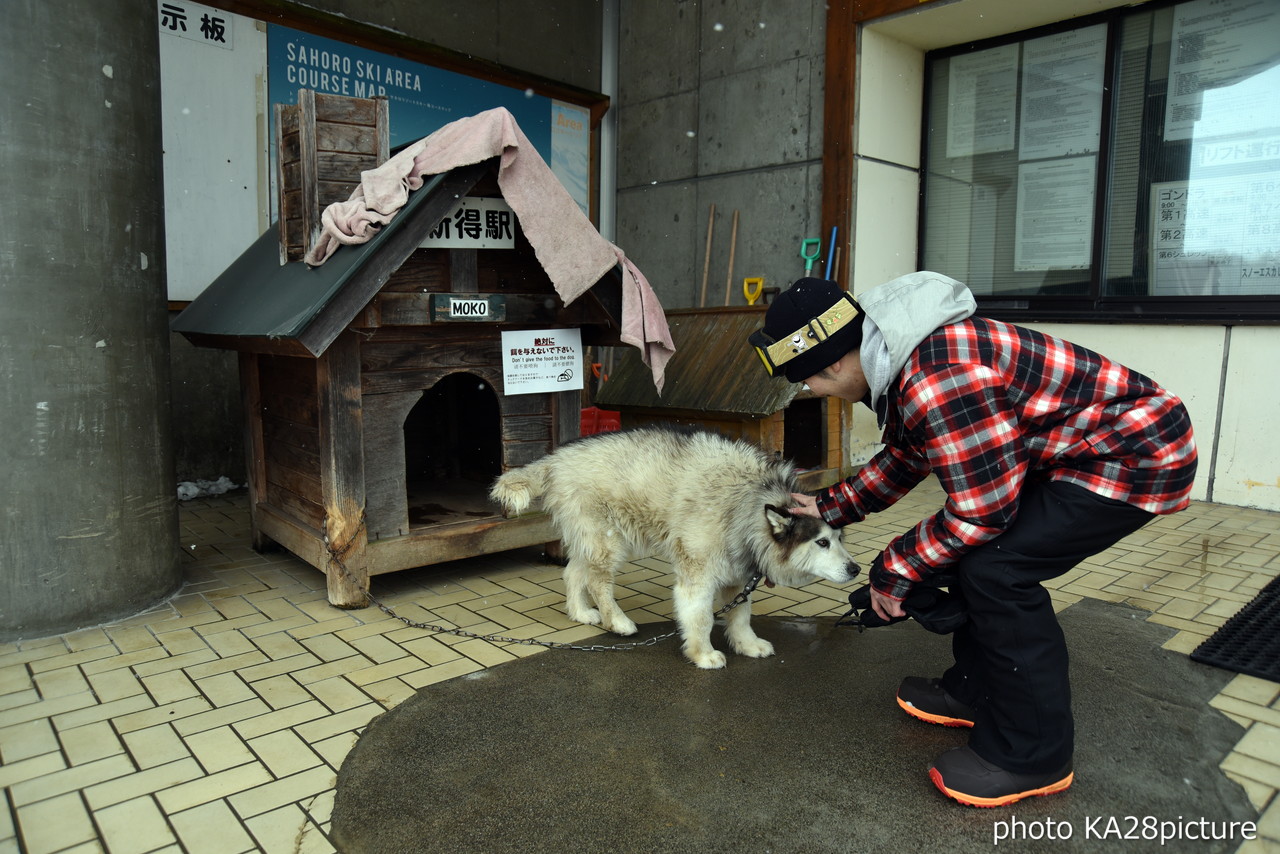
[{"x1": 749, "y1": 293, "x2": 860, "y2": 378}]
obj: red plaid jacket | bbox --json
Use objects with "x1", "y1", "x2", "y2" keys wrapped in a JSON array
[{"x1": 816, "y1": 317, "x2": 1198, "y2": 601}]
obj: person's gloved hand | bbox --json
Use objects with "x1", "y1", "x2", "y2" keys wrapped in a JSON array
[{"x1": 836, "y1": 557, "x2": 967, "y2": 634}]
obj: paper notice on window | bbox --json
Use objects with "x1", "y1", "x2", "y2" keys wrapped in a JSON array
[
  {"x1": 501, "y1": 329, "x2": 584, "y2": 396},
  {"x1": 1018, "y1": 24, "x2": 1107, "y2": 160},
  {"x1": 947, "y1": 43, "x2": 1019, "y2": 158},
  {"x1": 1014, "y1": 157, "x2": 1096, "y2": 271},
  {"x1": 1165, "y1": 0, "x2": 1280, "y2": 142},
  {"x1": 1150, "y1": 176, "x2": 1280, "y2": 295}
]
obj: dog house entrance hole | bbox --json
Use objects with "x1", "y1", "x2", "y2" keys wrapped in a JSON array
[
  {"x1": 404, "y1": 373, "x2": 502, "y2": 529},
  {"x1": 783, "y1": 397, "x2": 825, "y2": 470}
]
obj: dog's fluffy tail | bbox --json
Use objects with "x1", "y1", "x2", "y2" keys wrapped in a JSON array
[{"x1": 489, "y1": 458, "x2": 552, "y2": 516}]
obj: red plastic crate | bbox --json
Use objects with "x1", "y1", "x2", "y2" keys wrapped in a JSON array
[{"x1": 580, "y1": 406, "x2": 621, "y2": 436}]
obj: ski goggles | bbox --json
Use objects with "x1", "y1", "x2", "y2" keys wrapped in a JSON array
[{"x1": 748, "y1": 293, "x2": 861, "y2": 378}]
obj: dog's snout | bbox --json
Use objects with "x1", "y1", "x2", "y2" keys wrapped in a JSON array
[{"x1": 844, "y1": 561, "x2": 861, "y2": 581}]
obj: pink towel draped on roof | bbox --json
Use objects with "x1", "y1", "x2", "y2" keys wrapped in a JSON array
[{"x1": 305, "y1": 107, "x2": 673, "y2": 393}]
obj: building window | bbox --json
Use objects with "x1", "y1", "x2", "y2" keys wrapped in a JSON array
[{"x1": 920, "y1": 0, "x2": 1280, "y2": 322}]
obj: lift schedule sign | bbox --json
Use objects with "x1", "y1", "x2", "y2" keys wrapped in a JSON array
[{"x1": 501, "y1": 329, "x2": 583, "y2": 396}]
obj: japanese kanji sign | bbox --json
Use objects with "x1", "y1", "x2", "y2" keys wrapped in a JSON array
[
  {"x1": 157, "y1": 1, "x2": 233, "y2": 50},
  {"x1": 420, "y1": 198, "x2": 516, "y2": 250}
]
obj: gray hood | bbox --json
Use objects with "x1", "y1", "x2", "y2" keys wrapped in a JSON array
[{"x1": 858, "y1": 271, "x2": 977, "y2": 425}]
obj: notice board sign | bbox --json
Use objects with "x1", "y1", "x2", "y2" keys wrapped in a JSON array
[{"x1": 501, "y1": 329, "x2": 583, "y2": 395}]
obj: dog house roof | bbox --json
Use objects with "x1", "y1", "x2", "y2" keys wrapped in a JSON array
[
  {"x1": 171, "y1": 159, "x2": 624, "y2": 358},
  {"x1": 595, "y1": 308, "x2": 798, "y2": 419}
]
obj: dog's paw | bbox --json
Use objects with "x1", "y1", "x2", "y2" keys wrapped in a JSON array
[
  {"x1": 731, "y1": 636, "x2": 775, "y2": 658},
  {"x1": 606, "y1": 614, "x2": 638, "y2": 636},
  {"x1": 569, "y1": 607, "x2": 602, "y2": 626},
  {"x1": 688, "y1": 649, "x2": 727, "y2": 670}
]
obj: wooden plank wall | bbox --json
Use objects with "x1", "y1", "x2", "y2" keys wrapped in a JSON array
[
  {"x1": 256, "y1": 353, "x2": 325, "y2": 531},
  {"x1": 359, "y1": 326, "x2": 554, "y2": 475},
  {"x1": 276, "y1": 90, "x2": 390, "y2": 263}
]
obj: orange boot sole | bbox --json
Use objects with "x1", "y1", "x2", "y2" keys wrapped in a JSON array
[
  {"x1": 929, "y1": 767, "x2": 1074, "y2": 808},
  {"x1": 896, "y1": 695, "x2": 974, "y2": 728}
]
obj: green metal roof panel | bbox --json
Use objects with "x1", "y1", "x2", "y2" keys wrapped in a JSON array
[{"x1": 171, "y1": 171, "x2": 452, "y2": 346}]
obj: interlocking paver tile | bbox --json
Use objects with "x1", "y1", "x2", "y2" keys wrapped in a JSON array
[
  {"x1": 252, "y1": 633, "x2": 309, "y2": 662},
  {"x1": 244, "y1": 803, "x2": 332, "y2": 854},
  {"x1": 248, "y1": 728, "x2": 324, "y2": 778},
  {"x1": 108, "y1": 696, "x2": 208, "y2": 734},
  {"x1": 207, "y1": 595, "x2": 262, "y2": 620},
  {"x1": 58, "y1": 720, "x2": 125, "y2": 765},
  {"x1": 359, "y1": 676, "x2": 417, "y2": 708},
  {"x1": 306, "y1": 676, "x2": 373, "y2": 714},
  {"x1": 401, "y1": 657, "x2": 483, "y2": 689},
  {"x1": 155, "y1": 761, "x2": 274, "y2": 814},
  {"x1": 63, "y1": 628, "x2": 111, "y2": 652},
  {"x1": 0, "y1": 752, "x2": 65, "y2": 791},
  {"x1": 14, "y1": 791, "x2": 97, "y2": 854},
  {"x1": 183, "y1": 726, "x2": 256, "y2": 774},
  {"x1": 8, "y1": 753, "x2": 135, "y2": 808},
  {"x1": 184, "y1": 651, "x2": 269, "y2": 681},
  {"x1": 195, "y1": 671, "x2": 257, "y2": 708},
  {"x1": 170, "y1": 698, "x2": 272, "y2": 737},
  {"x1": 235, "y1": 652, "x2": 322, "y2": 683},
  {"x1": 131, "y1": 648, "x2": 220, "y2": 678},
  {"x1": 121, "y1": 723, "x2": 191, "y2": 770},
  {"x1": 192, "y1": 612, "x2": 271, "y2": 636},
  {"x1": 170, "y1": 799, "x2": 258, "y2": 854},
  {"x1": 227, "y1": 764, "x2": 336, "y2": 820},
  {"x1": 25, "y1": 645, "x2": 123, "y2": 675},
  {"x1": 251, "y1": 673, "x2": 312, "y2": 710},
  {"x1": 290, "y1": 657, "x2": 368, "y2": 686},
  {"x1": 83, "y1": 757, "x2": 205, "y2": 809},
  {"x1": 0, "y1": 719, "x2": 58, "y2": 763},
  {"x1": 51, "y1": 693, "x2": 155, "y2": 731},
  {"x1": 297, "y1": 634, "x2": 360, "y2": 663},
  {"x1": 0, "y1": 689, "x2": 38, "y2": 716},
  {"x1": 453, "y1": 638, "x2": 518, "y2": 667},
  {"x1": 232, "y1": 699, "x2": 331, "y2": 741},
  {"x1": 142, "y1": 670, "x2": 202, "y2": 705},
  {"x1": 242, "y1": 614, "x2": 318, "y2": 638},
  {"x1": 0, "y1": 665, "x2": 33, "y2": 698},
  {"x1": 200, "y1": 630, "x2": 258, "y2": 658}
]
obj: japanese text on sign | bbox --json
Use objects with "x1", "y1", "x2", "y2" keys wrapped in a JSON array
[
  {"x1": 157, "y1": 1, "x2": 232, "y2": 50},
  {"x1": 420, "y1": 197, "x2": 516, "y2": 250},
  {"x1": 500, "y1": 329, "x2": 583, "y2": 396}
]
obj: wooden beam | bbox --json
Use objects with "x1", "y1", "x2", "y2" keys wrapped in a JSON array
[
  {"x1": 316, "y1": 330, "x2": 369, "y2": 607},
  {"x1": 822, "y1": 0, "x2": 947, "y2": 290},
  {"x1": 822, "y1": 1, "x2": 857, "y2": 291},
  {"x1": 239, "y1": 353, "x2": 270, "y2": 551}
]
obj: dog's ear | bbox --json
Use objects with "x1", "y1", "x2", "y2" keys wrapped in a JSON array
[{"x1": 764, "y1": 504, "x2": 794, "y2": 537}]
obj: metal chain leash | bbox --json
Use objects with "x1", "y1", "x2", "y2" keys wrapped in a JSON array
[
  {"x1": 324, "y1": 514, "x2": 765, "y2": 652},
  {"x1": 366, "y1": 571, "x2": 763, "y2": 652}
]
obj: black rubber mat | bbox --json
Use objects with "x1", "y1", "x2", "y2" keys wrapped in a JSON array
[
  {"x1": 1192, "y1": 574, "x2": 1280, "y2": 683},
  {"x1": 333, "y1": 599, "x2": 1254, "y2": 854}
]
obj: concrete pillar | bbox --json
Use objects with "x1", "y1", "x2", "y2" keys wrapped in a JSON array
[{"x1": 1, "y1": 2, "x2": 181, "y2": 640}]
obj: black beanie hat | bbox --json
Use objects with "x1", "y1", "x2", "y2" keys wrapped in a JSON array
[{"x1": 753, "y1": 278, "x2": 863, "y2": 383}]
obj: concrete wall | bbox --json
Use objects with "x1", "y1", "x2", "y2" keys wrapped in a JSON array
[
  {"x1": 614, "y1": 0, "x2": 830, "y2": 309},
  {"x1": 2, "y1": 1, "x2": 182, "y2": 641}
]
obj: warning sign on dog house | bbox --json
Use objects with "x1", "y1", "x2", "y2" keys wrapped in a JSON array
[{"x1": 501, "y1": 328, "x2": 583, "y2": 395}]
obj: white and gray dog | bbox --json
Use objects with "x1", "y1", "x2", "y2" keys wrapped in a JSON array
[{"x1": 490, "y1": 428, "x2": 860, "y2": 668}]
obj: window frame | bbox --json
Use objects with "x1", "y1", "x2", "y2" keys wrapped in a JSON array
[{"x1": 917, "y1": 0, "x2": 1280, "y2": 325}]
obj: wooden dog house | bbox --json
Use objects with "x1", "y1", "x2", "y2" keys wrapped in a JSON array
[
  {"x1": 594, "y1": 307, "x2": 845, "y2": 491},
  {"x1": 173, "y1": 95, "x2": 637, "y2": 608}
]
